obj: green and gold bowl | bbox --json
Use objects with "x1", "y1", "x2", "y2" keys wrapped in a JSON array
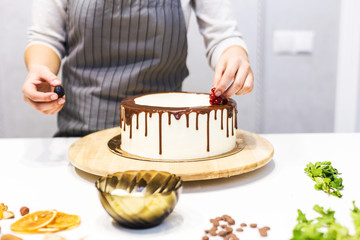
[{"x1": 95, "y1": 170, "x2": 183, "y2": 229}]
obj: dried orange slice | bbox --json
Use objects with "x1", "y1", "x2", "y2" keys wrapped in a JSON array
[
  {"x1": 11, "y1": 210, "x2": 57, "y2": 232},
  {"x1": 35, "y1": 227, "x2": 61, "y2": 233},
  {"x1": 46, "y1": 212, "x2": 81, "y2": 229}
]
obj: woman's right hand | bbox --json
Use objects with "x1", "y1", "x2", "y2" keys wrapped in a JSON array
[{"x1": 22, "y1": 64, "x2": 65, "y2": 115}]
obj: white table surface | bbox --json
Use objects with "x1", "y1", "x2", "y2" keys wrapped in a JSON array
[{"x1": 1, "y1": 133, "x2": 360, "y2": 240}]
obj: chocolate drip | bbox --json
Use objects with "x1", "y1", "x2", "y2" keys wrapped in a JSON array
[
  {"x1": 136, "y1": 113, "x2": 139, "y2": 130},
  {"x1": 221, "y1": 109, "x2": 224, "y2": 130},
  {"x1": 186, "y1": 114, "x2": 189, "y2": 128},
  {"x1": 235, "y1": 109, "x2": 238, "y2": 129},
  {"x1": 232, "y1": 110, "x2": 234, "y2": 136},
  {"x1": 226, "y1": 110, "x2": 229, "y2": 138},
  {"x1": 129, "y1": 118, "x2": 132, "y2": 139},
  {"x1": 174, "y1": 112, "x2": 181, "y2": 120},
  {"x1": 159, "y1": 113, "x2": 163, "y2": 155},
  {"x1": 168, "y1": 112, "x2": 171, "y2": 125},
  {"x1": 196, "y1": 113, "x2": 199, "y2": 130},
  {"x1": 207, "y1": 112, "x2": 210, "y2": 152},
  {"x1": 149, "y1": 113, "x2": 152, "y2": 118},
  {"x1": 145, "y1": 112, "x2": 148, "y2": 137},
  {"x1": 214, "y1": 109, "x2": 217, "y2": 120}
]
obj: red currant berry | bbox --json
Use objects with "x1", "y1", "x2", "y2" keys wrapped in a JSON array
[
  {"x1": 210, "y1": 93, "x2": 216, "y2": 100},
  {"x1": 222, "y1": 98, "x2": 228, "y2": 104},
  {"x1": 213, "y1": 98, "x2": 220, "y2": 105},
  {"x1": 211, "y1": 88, "x2": 216, "y2": 93}
]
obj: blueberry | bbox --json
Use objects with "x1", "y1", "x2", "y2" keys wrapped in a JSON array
[{"x1": 54, "y1": 85, "x2": 65, "y2": 98}]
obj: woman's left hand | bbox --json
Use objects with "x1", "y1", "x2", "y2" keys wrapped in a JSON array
[{"x1": 212, "y1": 46, "x2": 254, "y2": 98}]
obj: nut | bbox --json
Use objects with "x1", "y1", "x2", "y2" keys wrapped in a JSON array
[
  {"x1": 218, "y1": 230, "x2": 228, "y2": 237},
  {"x1": 210, "y1": 218, "x2": 219, "y2": 227},
  {"x1": 3, "y1": 211, "x2": 15, "y2": 219},
  {"x1": 224, "y1": 233, "x2": 239, "y2": 240},
  {"x1": 20, "y1": 207, "x2": 29, "y2": 216},
  {"x1": 225, "y1": 226, "x2": 233, "y2": 234},
  {"x1": 259, "y1": 226, "x2": 271, "y2": 237},
  {"x1": 1, "y1": 234, "x2": 23, "y2": 240},
  {"x1": 222, "y1": 215, "x2": 235, "y2": 225},
  {"x1": 250, "y1": 223, "x2": 258, "y2": 228},
  {"x1": 209, "y1": 226, "x2": 217, "y2": 236}
]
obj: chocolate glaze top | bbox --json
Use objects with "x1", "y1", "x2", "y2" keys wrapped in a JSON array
[{"x1": 120, "y1": 92, "x2": 237, "y2": 124}]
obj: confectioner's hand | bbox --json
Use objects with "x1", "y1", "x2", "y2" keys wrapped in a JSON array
[
  {"x1": 212, "y1": 46, "x2": 254, "y2": 98},
  {"x1": 22, "y1": 64, "x2": 65, "y2": 115}
]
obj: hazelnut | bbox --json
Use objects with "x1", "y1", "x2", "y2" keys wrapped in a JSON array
[{"x1": 20, "y1": 207, "x2": 29, "y2": 216}]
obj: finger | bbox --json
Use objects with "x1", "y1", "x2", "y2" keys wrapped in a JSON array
[
  {"x1": 46, "y1": 104, "x2": 64, "y2": 115},
  {"x1": 47, "y1": 97, "x2": 65, "y2": 114},
  {"x1": 236, "y1": 70, "x2": 254, "y2": 95},
  {"x1": 22, "y1": 81, "x2": 58, "y2": 102},
  {"x1": 38, "y1": 68, "x2": 61, "y2": 87},
  {"x1": 215, "y1": 60, "x2": 240, "y2": 97},
  {"x1": 24, "y1": 97, "x2": 65, "y2": 114},
  {"x1": 223, "y1": 61, "x2": 251, "y2": 98},
  {"x1": 212, "y1": 59, "x2": 226, "y2": 90}
]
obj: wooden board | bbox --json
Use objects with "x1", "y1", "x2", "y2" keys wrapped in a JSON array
[{"x1": 68, "y1": 127, "x2": 274, "y2": 181}]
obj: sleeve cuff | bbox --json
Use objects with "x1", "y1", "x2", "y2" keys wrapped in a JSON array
[{"x1": 210, "y1": 37, "x2": 249, "y2": 70}]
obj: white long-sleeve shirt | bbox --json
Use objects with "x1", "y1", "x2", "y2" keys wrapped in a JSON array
[{"x1": 28, "y1": 0, "x2": 247, "y2": 69}]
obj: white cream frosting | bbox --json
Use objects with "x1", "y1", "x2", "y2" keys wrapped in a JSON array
[
  {"x1": 120, "y1": 93, "x2": 237, "y2": 160},
  {"x1": 134, "y1": 92, "x2": 211, "y2": 108}
]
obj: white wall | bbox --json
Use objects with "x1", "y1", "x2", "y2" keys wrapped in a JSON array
[
  {"x1": 0, "y1": 0, "x2": 57, "y2": 138},
  {"x1": 334, "y1": 0, "x2": 360, "y2": 133},
  {"x1": 185, "y1": 0, "x2": 341, "y2": 133},
  {"x1": 0, "y1": 0, "x2": 349, "y2": 137}
]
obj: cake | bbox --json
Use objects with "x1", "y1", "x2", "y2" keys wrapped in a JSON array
[{"x1": 119, "y1": 92, "x2": 237, "y2": 159}]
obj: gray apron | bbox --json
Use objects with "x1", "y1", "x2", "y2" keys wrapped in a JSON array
[{"x1": 56, "y1": 0, "x2": 189, "y2": 137}]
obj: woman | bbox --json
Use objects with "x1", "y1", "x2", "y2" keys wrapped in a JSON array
[{"x1": 22, "y1": 0, "x2": 254, "y2": 137}]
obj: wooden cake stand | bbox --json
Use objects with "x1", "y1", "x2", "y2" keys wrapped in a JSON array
[{"x1": 68, "y1": 127, "x2": 274, "y2": 181}]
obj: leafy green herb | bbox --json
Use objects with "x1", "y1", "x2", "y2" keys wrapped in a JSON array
[
  {"x1": 291, "y1": 202, "x2": 360, "y2": 240},
  {"x1": 304, "y1": 161, "x2": 344, "y2": 197},
  {"x1": 351, "y1": 201, "x2": 360, "y2": 238}
]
